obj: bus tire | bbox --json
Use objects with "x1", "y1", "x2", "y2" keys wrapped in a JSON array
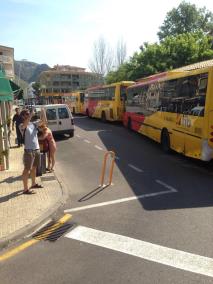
[
  {"x1": 161, "y1": 129, "x2": 170, "y2": 153},
  {"x1": 127, "y1": 117, "x2": 132, "y2": 130},
  {"x1": 101, "y1": 111, "x2": 106, "y2": 123}
]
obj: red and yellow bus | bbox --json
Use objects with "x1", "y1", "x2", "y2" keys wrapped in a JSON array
[
  {"x1": 65, "y1": 91, "x2": 85, "y2": 114},
  {"x1": 123, "y1": 60, "x2": 213, "y2": 161},
  {"x1": 84, "y1": 81, "x2": 134, "y2": 122}
]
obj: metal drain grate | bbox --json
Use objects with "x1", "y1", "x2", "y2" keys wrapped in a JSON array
[{"x1": 33, "y1": 221, "x2": 75, "y2": 242}]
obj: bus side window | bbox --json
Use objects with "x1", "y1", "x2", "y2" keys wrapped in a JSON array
[
  {"x1": 198, "y1": 77, "x2": 208, "y2": 96},
  {"x1": 121, "y1": 93, "x2": 127, "y2": 101}
]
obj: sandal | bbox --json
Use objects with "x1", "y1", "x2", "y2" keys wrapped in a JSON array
[
  {"x1": 23, "y1": 189, "x2": 36, "y2": 194},
  {"x1": 31, "y1": 183, "x2": 44, "y2": 189}
]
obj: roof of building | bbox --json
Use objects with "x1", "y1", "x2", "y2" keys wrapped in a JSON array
[
  {"x1": 52, "y1": 65, "x2": 85, "y2": 72},
  {"x1": 0, "y1": 45, "x2": 14, "y2": 51},
  {"x1": 40, "y1": 69, "x2": 101, "y2": 76}
]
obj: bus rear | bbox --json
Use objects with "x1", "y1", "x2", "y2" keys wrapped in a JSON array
[
  {"x1": 65, "y1": 91, "x2": 85, "y2": 114},
  {"x1": 85, "y1": 81, "x2": 134, "y2": 122}
]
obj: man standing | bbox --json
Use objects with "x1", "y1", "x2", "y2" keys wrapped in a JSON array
[
  {"x1": 12, "y1": 107, "x2": 23, "y2": 147},
  {"x1": 19, "y1": 109, "x2": 44, "y2": 194}
]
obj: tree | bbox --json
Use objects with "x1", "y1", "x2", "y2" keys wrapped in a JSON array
[
  {"x1": 32, "y1": 82, "x2": 41, "y2": 97},
  {"x1": 106, "y1": 32, "x2": 213, "y2": 83},
  {"x1": 89, "y1": 37, "x2": 114, "y2": 76},
  {"x1": 158, "y1": 1, "x2": 213, "y2": 41},
  {"x1": 116, "y1": 38, "x2": 127, "y2": 68}
]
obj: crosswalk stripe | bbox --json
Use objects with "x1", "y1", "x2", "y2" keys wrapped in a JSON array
[{"x1": 65, "y1": 226, "x2": 213, "y2": 278}]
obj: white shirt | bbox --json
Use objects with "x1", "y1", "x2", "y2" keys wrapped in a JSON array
[{"x1": 20, "y1": 121, "x2": 40, "y2": 150}]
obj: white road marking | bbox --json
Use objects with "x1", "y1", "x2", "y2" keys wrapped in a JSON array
[
  {"x1": 95, "y1": 145, "x2": 103, "y2": 151},
  {"x1": 155, "y1": 179, "x2": 178, "y2": 192},
  {"x1": 64, "y1": 189, "x2": 176, "y2": 213},
  {"x1": 65, "y1": 226, "x2": 213, "y2": 278},
  {"x1": 128, "y1": 164, "x2": 144, "y2": 173},
  {"x1": 25, "y1": 219, "x2": 52, "y2": 238},
  {"x1": 84, "y1": 139, "x2": 91, "y2": 144}
]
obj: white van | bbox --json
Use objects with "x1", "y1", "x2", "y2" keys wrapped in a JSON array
[{"x1": 34, "y1": 104, "x2": 74, "y2": 137}]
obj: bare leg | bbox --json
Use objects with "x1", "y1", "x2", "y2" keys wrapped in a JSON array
[
  {"x1": 30, "y1": 166, "x2": 37, "y2": 187},
  {"x1": 50, "y1": 152, "x2": 55, "y2": 170},
  {"x1": 22, "y1": 168, "x2": 30, "y2": 191},
  {"x1": 47, "y1": 151, "x2": 51, "y2": 170}
]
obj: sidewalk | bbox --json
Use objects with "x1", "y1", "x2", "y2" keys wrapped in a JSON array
[{"x1": 0, "y1": 134, "x2": 66, "y2": 248}]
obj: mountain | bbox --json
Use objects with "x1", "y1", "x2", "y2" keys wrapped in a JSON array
[{"x1": 14, "y1": 60, "x2": 50, "y2": 83}]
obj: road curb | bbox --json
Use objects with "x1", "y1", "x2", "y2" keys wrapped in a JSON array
[{"x1": 0, "y1": 169, "x2": 70, "y2": 251}]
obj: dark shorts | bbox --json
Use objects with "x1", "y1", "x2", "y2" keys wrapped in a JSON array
[{"x1": 23, "y1": 149, "x2": 40, "y2": 171}]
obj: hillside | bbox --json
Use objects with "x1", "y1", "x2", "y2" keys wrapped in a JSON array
[{"x1": 14, "y1": 60, "x2": 50, "y2": 83}]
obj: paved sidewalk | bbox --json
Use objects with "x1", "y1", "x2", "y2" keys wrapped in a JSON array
[{"x1": 0, "y1": 135, "x2": 65, "y2": 248}]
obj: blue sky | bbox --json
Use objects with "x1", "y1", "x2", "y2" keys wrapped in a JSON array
[{"x1": 1, "y1": 0, "x2": 213, "y2": 69}]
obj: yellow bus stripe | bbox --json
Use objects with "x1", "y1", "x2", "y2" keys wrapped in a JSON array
[{"x1": 0, "y1": 214, "x2": 72, "y2": 262}]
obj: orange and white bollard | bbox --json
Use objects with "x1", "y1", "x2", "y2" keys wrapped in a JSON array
[{"x1": 100, "y1": 151, "x2": 115, "y2": 187}]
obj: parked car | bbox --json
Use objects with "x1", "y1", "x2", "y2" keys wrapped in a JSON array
[{"x1": 33, "y1": 104, "x2": 74, "y2": 137}]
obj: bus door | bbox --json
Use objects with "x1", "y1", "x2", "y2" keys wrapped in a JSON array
[
  {"x1": 80, "y1": 92, "x2": 85, "y2": 113},
  {"x1": 184, "y1": 75, "x2": 208, "y2": 158},
  {"x1": 178, "y1": 75, "x2": 207, "y2": 157},
  {"x1": 184, "y1": 107, "x2": 204, "y2": 158},
  {"x1": 118, "y1": 86, "x2": 127, "y2": 120}
]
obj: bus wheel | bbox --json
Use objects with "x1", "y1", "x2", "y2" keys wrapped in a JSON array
[
  {"x1": 161, "y1": 129, "x2": 170, "y2": 153},
  {"x1": 127, "y1": 117, "x2": 132, "y2": 130},
  {"x1": 101, "y1": 112, "x2": 106, "y2": 122}
]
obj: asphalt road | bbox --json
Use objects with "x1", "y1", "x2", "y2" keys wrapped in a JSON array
[{"x1": 1, "y1": 116, "x2": 213, "y2": 284}]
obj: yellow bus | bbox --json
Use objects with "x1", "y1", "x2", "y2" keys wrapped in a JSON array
[
  {"x1": 65, "y1": 91, "x2": 85, "y2": 114},
  {"x1": 123, "y1": 60, "x2": 213, "y2": 161},
  {"x1": 84, "y1": 81, "x2": 134, "y2": 122}
]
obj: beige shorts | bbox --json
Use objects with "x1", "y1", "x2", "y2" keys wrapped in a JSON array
[{"x1": 23, "y1": 150, "x2": 40, "y2": 171}]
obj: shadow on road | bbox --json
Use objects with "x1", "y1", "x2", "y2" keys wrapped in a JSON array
[
  {"x1": 78, "y1": 185, "x2": 110, "y2": 202},
  {"x1": 54, "y1": 134, "x2": 70, "y2": 142},
  {"x1": 73, "y1": 116, "x2": 213, "y2": 211}
]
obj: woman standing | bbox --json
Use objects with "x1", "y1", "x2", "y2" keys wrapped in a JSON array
[{"x1": 39, "y1": 125, "x2": 57, "y2": 171}]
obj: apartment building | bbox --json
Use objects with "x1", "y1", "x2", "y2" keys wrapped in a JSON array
[
  {"x1": 39, "y1": 65, "x2": 103, "y2": 94},
  {"x1": 0, "y1": 45, "x2": 14, "y2": 79}
]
